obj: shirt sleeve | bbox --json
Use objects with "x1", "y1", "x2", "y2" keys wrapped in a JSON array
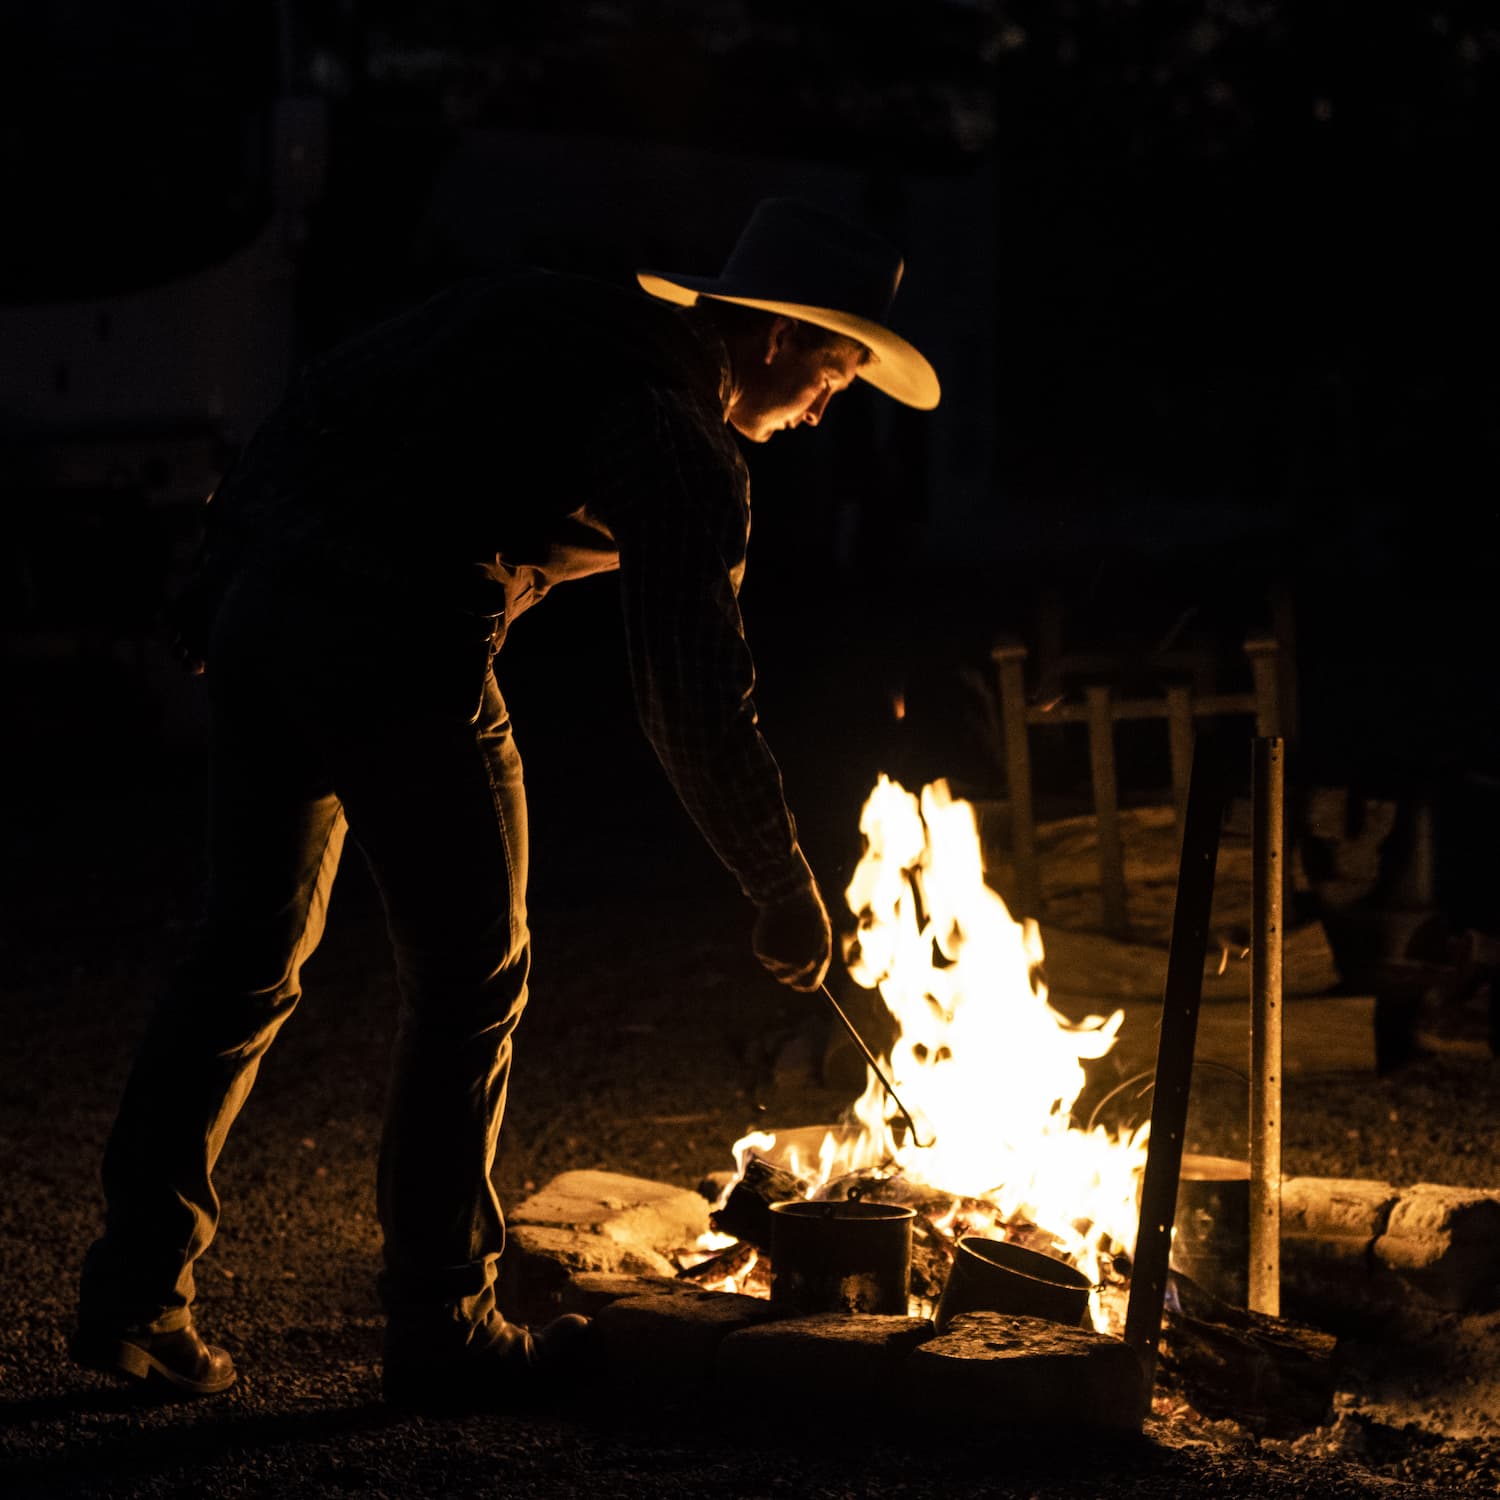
[{"x1": 593, "y1": 386, "x2": 813, "y2": 908}]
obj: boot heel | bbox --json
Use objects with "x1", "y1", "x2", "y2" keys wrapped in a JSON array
[
  {"x1": 112, "y1": 1340, "x2": 152, "y2": 1379},
  {"x1": 70, "y1": 1323, "x2": 236, "y2": 1394}
]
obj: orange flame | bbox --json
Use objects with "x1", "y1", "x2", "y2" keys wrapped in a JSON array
[{"x1": 719, "y1": 776, "x2": 1148, "y2": 1330}]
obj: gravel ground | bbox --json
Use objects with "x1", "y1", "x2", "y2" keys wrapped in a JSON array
[{"x1": 4, "y1": 663, "x2": 1499, "y2": 1499}]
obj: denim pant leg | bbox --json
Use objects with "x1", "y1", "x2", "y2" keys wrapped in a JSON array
[
  {"x1": 81, "y1": 690, "x2": 346, "y2": 1333},
  {"x1": 328, "y1": 669, "x2": 529, "y2": 1322}
]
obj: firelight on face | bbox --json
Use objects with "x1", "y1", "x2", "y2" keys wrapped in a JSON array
[{"x1": 728, "y1": 340, "x2": 866, "y2": 443}]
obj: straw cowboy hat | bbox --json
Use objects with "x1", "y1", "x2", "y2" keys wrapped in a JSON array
[{"x1": 637, "y1": 197, "x2": 941, "y2": 410}]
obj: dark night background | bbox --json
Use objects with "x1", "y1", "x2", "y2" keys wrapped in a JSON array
[
  {"x1": 3, "y1": 5, "x2": 1500, "y2": 1495},
  {"x1": 4, "y1": 0, "x2": 1498, "y2": 929}
]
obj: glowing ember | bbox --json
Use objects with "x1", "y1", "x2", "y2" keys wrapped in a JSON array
[{"x1": 712, "y1": 775, "x2": 1149, "y2": 1330}]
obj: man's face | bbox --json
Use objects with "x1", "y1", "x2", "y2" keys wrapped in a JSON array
[{"x1": 727, "y1": 321, "x2": 865, "y2": 443}]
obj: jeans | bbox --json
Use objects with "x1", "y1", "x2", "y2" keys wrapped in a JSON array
[{"x1": 81, "y1": 560, "x2": 526, "y2": 1334}]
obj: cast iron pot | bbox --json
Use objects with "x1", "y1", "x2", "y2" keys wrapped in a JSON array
[
  {"x1": 934, "y1": 1234, "x2": 1092, "y2": 1331},
  {"x1": 768, "y1": 1198, "x2": 916, "y2": 1315}
]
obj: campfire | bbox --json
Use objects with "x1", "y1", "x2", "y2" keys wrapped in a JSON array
[
  {"x1": 690, "y1": 775, "x2": 1150, "y2": 1332},
  {"x1": 509, "y1": 752, "x2": 1346, "y2": 1438}
]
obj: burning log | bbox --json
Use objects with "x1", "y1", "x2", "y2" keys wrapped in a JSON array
[
  {"x1": 708, "y1": 1157, "x2": 807, "y2": 1249},
  {"x1": 1158, "y1": 1269, "x2": 1336, "y2": 1437},
  {"x1": 676, "y1": 1239, "x2": 758, "y2": 1286}
]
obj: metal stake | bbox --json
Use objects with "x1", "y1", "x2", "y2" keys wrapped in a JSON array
[
  {"x1": 1250, "y1": 737, "x2": 1284, "y2": 1316},
  {"x1": 1123, "y1": 733, "x2": 1230, "y2": 1419}
]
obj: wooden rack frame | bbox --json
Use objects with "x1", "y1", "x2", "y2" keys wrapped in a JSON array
[{"x1": 991, "y1": 634, "x2": 1284, "y2": 935}]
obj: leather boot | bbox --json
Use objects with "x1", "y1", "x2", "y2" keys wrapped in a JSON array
[
  {"x1": 70, "y1": 1320, "x2": 236, "y2": 1396},
  {"x1": 382, "y1": 1310, "x2": 593, "y2": 1413}
]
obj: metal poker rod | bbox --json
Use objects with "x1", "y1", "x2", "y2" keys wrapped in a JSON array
[{"x1": 817, "y1": 981, "x2": 932, "y2": 1149}]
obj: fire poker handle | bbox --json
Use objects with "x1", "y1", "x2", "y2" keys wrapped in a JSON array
[{"x1": 817, "y1": 983, "x2": 931, "y2": 1149}]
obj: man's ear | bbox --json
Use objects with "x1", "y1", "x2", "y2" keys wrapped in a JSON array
[{"x1": 764, "y1": 315, "x2": 797, "y2": 365}]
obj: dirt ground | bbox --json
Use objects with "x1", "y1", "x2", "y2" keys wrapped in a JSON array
[{"x1": 3, "y1": 641, "x2": 1499, "y2": 1499}]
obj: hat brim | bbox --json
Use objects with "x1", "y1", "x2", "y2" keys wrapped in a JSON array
[{"x1": 636, "y1": 272, "x2": 940, "y2": 411}]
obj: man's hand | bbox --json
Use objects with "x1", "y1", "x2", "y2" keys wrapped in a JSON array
[{"x1": 752, "y1": 879, "x2": 832, "y2": 992}]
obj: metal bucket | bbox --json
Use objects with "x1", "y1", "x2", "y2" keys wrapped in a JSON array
[
  {"x1": 934, "y1": 1235, "x2": 1092, "y2": 1331},
  {"x1": 768, "y1": 1199, "x2": 915, "y2": 1315},
  {"x1": 1171, "y1": 1153, "x2": 1250, "y2": 1306}
]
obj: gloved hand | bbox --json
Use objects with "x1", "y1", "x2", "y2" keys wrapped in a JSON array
[{"x1": 752, "y1": 876, "x2": 833, "y2": 992}]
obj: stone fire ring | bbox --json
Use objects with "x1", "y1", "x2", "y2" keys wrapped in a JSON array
[
  {"x1": 495, "y1": 1170, "x2": 1500, "y2": 1428},
  {"x1": 498, "y1": 1170, "x2": 1143, "y2": 1427},
  {"x1": 498, "y1": 1170, "x2": 1500, "y2": 1428}
]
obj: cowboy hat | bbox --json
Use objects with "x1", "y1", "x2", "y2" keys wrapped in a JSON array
[{"x1": 637, "y1": 197, "x2": 940, "y2": 410}]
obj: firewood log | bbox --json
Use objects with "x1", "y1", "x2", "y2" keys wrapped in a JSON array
[
  {"x1": 1158, "y1": 1270, "x2": 1337, "y2": 1437},
  {"x1": 708, "y1": 1158, "x2": 807, "y2": 1249},
  {"x1": 676, "y1": 1239, "x2": 758, "y2": 1284}
]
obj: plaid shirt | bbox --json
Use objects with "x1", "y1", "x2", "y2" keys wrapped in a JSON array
[{"x1": 205, "y1": 271, "x2": 809, "y2": 907}]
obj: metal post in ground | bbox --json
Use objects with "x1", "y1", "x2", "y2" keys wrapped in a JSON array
[
  {"x1": 1250, "y1": 736, "x2": 1285, "y2": 1317},
  {"x1": 1245, "y1": 636, "x2": 1292, "y2": 920},
  {"x1": 1124, "y1": 733, "x2": 1230, "y2": 1418}
]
